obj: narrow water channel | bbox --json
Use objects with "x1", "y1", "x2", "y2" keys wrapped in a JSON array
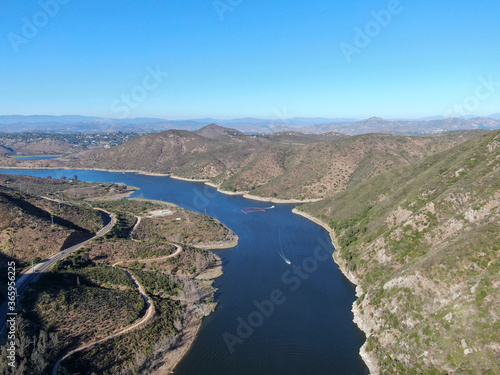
[{"x1": 1, "y1": 169, "x2": 368, "y2": 375}]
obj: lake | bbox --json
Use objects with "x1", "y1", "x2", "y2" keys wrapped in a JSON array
[
  {"x1": 11, "y1": 156, "x2": 63, "y2": 160},
  {"x1": 0, "y1": 168, "x2": 368, "y2": 375}
]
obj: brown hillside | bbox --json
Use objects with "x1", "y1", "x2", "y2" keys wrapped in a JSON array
[
  {"x1": 0, "y1": 145, "x2": 13, "y2": 155},
  {"x1": 221, "y1": 132, "x2": 486, "y2": 199},
  {"x1": 69, "y1": 127, "x2": 488, "y2": 199},
  {"x1": 195, "y1": 123, "x2": 245, "y2": 139},
  {"x1": 0, "y1": 154, "x2": 66, "y2": 168},
  {"x1": 0, "y1": 186, "x2": 104, "y2": 264},
  {"x1": 70, "y1": 128, "x2": 271, "y2": 178}
]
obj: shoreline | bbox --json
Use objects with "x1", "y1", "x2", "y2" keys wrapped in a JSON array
[
  {"x1": 205, "y1": 181, "x2": 321, "y2": 203},
  {"x1": 0, "y1": 165, "x2": 171, "y2": 177},
  {"x1": 154, "y1": 225, "x2": 233, "y2": 372},
  {"x1": 157, "y1": 209, "x2": 237, "y2": 372},
  {"x1": 0, "y1": 166, "x2": 320, "y2": 204},
  {"x1": 194, "y1": 231, "x2": 239, "y2": 250},
  {"x1": 170, "y1": 175, "x2": 210, "y2": 182},
  {"x1": 67, "y1": 167, "x2": 171, "y2": 177},
  {"x1": 292, "y1": 207, "x2": 379, "y2": 375},
  {"x1": 159, "y1": 254, "x2": 223, "y2": 374},
  {"x1": 241, "y1": 193, "x2": 320, "y2": 204}
]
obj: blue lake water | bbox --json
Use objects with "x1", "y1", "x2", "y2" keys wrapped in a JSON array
[
  {"x1": 0, "y1": 169, "x2": 368, "y2": 375},
  {"x1": 11, "y1": 156, "x2": 62, "y2": 160}
]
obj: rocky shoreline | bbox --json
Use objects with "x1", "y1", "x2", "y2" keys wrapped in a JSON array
[
  {"x1": 292, "y1": 208, "x2": 379, "y2": 375},
  {"x1": 194, "y1": 231, "x2": 239, "y2": 250},
  {"x1": 160, "y1": 255, "x2": 224, "y2": 374},
  {"x1": 204, "y1": 181, "x2": 321, "y2": 203}
]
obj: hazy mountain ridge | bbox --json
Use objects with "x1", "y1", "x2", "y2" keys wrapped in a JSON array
[
  {"x1": 2, "y1": 115, "x2": 500, "y2": 135},
  {"x1": 314, "y1": 116, "x2": 500, "y2": 136},
  {"x1": 298, "y1": 130, "x2": 500, "y2": 374}
]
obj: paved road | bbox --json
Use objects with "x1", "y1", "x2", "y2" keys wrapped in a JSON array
[{"x1": 0, "y1": 210, "x2": 115, "y2": 339}]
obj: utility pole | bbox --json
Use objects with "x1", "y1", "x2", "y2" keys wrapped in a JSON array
[{"x1": 51, "y1": 213, "x2": 54, "y2": 226}]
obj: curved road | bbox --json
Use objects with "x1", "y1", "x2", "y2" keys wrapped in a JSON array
[
  {"x1": 0, "y1": 209, "x2": 115, "y2": 340},
  {"x1": 53, "y1": 215, "x2": 185, "y2": 374}
]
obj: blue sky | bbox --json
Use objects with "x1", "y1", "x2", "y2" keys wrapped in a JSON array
[{"x1": 1, "y1": 0, "x2": 499, "y2": 119}]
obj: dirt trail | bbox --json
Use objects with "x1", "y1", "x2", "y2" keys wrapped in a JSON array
[{"x1": 52, "y1": 269, "x2": 156, "y2": 375}]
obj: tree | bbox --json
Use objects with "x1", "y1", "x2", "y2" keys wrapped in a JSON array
[
  {"x1": 60, "y1": 176, "x2": 67, "y2": 181},
  {"x1": 73, "y1": 175, "x2": 78, "y2": 181}
]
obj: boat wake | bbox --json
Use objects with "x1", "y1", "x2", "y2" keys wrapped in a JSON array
[
  {"x1": 279, "y1": 250, "x2": 291, "y2": 265},
  {"x1": 278, "y1": 227, "x2": 291, "y2": 265},
  {"x1": 241, "y1": 205, "x2": 275, "y2": 214}
]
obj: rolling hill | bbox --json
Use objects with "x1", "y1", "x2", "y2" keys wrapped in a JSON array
[
  {"x1": 69, "y1": 128, "x2": 270, "y2": 178},
  {"x1": 222, "y1": 131, "x2": 487, "y2": 200},
  {"x1": 194, "y1": 123, "x2": 245, "y2": 139},
  {"x1": 68, "y1": 126, "x2": 488, "y2": 200}
]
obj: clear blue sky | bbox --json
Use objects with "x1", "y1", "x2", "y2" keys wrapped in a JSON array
[{"x1": 1, "y1": 0, "x2": 499, "y2": 119}]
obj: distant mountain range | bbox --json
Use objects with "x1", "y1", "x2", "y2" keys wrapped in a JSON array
[{"x1": 0, "y1": 114, "x2": 500, "y2": 135}]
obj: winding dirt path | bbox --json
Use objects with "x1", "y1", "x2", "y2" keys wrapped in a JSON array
[
  {"x1": 52, "y1": 269, "x2": 155, "y2": 375},
  {"x1": 112, "y1": 214, "x2": 183, "y2": 267},
  {"x1": 111, "y1": 243, "x2": 183, "y2": 267},
  {"x1": 128, "y1": 215, "x2": 142, "y2": 239}
]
